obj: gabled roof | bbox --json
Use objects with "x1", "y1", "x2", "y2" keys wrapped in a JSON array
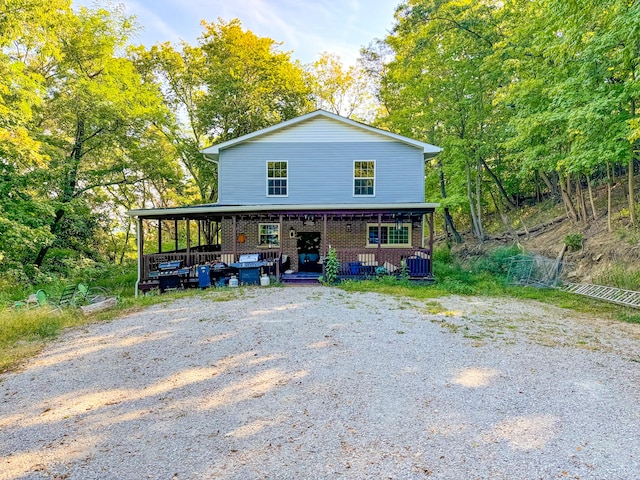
[{"x1": 201, "y1": 109, "x2": 442, "y2": 160}]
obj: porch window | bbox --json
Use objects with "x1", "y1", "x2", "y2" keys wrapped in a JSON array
[
  {"x1": 267, "y1": 161, "x2": 288, "y2": 196},
  {"x1": 258, "y1": 223, "x2": 280, "y2": 247},
  {"x1": 366, "y1": 223, "x2": 411, "y2": 247},
  {"x1": 354, "y1": 160, "x2": 375, "y2": 196}
]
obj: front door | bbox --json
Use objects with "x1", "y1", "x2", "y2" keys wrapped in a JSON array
[{"x1": 297, "y1": 232, "x2": 322, "y2": 272}]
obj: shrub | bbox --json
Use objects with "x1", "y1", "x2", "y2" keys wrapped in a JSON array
[
  {"x1": 472, "y1": 245, "x2": 521, "y2": 276},
  {"x1": 323, "y1": 247, "x2": 339, "y2": 285},
  {"x1": 564, "y1": 233, "x2": 584, "y2": 251}
]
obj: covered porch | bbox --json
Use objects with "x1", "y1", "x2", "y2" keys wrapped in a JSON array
[{"x1": 128, "y1": 203, "x2": 437, "y2": 295}]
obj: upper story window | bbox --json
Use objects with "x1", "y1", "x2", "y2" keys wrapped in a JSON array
[
  {"x1": 267, "y1": 161, "x2": 288, "y2": 196},
  {"x1": 354, "y1": 160, "x2": 375, "y2": 196}
]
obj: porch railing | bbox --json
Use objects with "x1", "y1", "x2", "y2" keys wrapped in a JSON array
[
  {"x1": 140, "y1": 247, "x2": 430, "y2": 282},
  {"x1": 332, "y1": 248, "x2": 431, "y2": 278},
  {"x1": 141, "y1": 250, "x2": 282, "y2": 280}
]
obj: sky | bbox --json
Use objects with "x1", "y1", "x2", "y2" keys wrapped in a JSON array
[{"x1": 75, "y1": 0, "x2": 400, "y2": 65}]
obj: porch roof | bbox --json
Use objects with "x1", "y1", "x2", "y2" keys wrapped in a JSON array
[{"x1": 127, "y1": 202, "x2": 439, "y2": 220}]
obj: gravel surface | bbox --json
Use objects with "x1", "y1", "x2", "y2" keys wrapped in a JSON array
[{"x1": 1, "y1": 286, "x2": 640, "y2": 479}]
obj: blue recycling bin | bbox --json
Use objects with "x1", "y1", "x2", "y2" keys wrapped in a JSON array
[{"x1": 197, "y1": 265, "x2": 211, "y2": 289}]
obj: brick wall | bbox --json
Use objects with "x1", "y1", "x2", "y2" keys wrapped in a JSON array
[{"x1": 220, "y1": 215, "x2": 425, "y2": 271}]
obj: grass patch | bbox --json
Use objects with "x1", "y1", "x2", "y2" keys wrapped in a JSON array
[
  {"x1": 0, "y1": 283, "x2": 246, "y2": 374},
  {"x1": 339, "y1": 244, "x2": 640, "y2": 325}
]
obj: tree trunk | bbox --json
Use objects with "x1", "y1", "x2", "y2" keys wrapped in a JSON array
[
  {"x1": 466, "y1": 162, "x2": 483, "y2": 241},
  {"x1": 559, "y1": 173, "x2": 579, "y2": 222},
  {"x1": 490, "y1": 189, "x2": 521, "y2": 247},
  {"x1": 34, "y1": 119, "x2": 85, "y2": 267},
  {"x1": 607, "y1": 162, "x2": 613, "y2": 232},
  {"x1": 437, "y1": 158, "x2": 462, "y2": 243},
  {"x1": 119, "y1": 216, "x2": 132, "y2": 265},
  {"x1": 480, "y1": 157, "x2": 516, "y2": 209},
  {"x1": 539, "y1": 170, "x2": 560, "y2": 200},
  {"x1": 630, "y1": 99, "x2": 637, "y2": 226},
  {"x1": 576, "y1": 176, "x2": 587, "y2": 223},
  {"x1": 629, "y1": 154, "x2": 636, "y2": 226},
  {"x1": 475, "y1": 158, "x2": 485, "y2": 239},
  {"x1": 586, "y1": 174, "x2": 598, "y2": 221}
]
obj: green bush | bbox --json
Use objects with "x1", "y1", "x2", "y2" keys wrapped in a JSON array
[
  {"x1": 564, "y1": 233, "x2": 584, "y2": 251},
  {"x1": 472, "y1": 245, "x2": 521, "y2": 276},
  {"x1": 323, "y1": 247, "x2": 339, "y2": 285}
]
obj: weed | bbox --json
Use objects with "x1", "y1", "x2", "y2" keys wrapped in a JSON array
[
  {"x1": 564, "y1": 233, "x2": 584, "y2": 251},
  {"x1": 595, "y1": 263, "x2": 640, "y2": 291}
]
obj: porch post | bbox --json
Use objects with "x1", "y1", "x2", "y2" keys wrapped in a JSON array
[
  {"x1": 135, "y1": 217, "x2": 143, "y2": 297},
  {"x1": 186, "y1": 219, "x2": 191, "y2": 266},
  {"x1": 278, "y1": 213, "x2": 283, "y2": 278},
  {"x1": 174, "y1": 219, "x2": 179, "y2": 252},
  {"x1": 377, "y1": 213, "x2": 382, "y2": 266},
  {"x1": 323, "y1": 214, "x2": 327, "y2": 255},
  {"x1": 158, "y1": 219, "x2": 162, "y2": 254},
  {"x1": 429, "y1": 211, "x2": 435, "y2": 275},
  {"x1": 232, "y1": 215, "x2": 237, "y2": 260}
]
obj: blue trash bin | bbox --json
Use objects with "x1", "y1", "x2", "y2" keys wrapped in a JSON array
[{"x1": 197, "y1": 265, "x2": 211, "y2": 289}]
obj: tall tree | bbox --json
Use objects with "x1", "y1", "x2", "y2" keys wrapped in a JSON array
[
  {"x1": 374, "y1": 0, "x2": 510, "y2": 240},
  {"x1": 307, "y1": 52, "x2": 374, "y2": 120},
  {"x1": 23, "y1": 5, "x2": 182, "y2": 267},
  {"x1": 133, "y1": 42, "x2": 218, "y2": 203},
  {"x1": 197, "y1": 19, "x2": 313, "y2": 142}
]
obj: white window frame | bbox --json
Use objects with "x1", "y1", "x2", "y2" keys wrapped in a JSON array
[
  {"x1": 366, "y1": 223, "x2": 412, "y2": 248},
  {"x1": 258, "y1": 223, "x2": 280, "y2": 247},
  {"x1": 266, "y1": 161, "x2": 288, "y2": 197},
  {"x1": 353, "y1": 160, "x2": 376, "y2": 197}
]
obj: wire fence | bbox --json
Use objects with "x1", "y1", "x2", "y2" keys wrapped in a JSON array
[{"x1": 506, "y1": 254, "x2": 564, "y2": 288}]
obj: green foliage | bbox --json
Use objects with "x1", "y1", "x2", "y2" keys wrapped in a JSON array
[
  {"x1": 595, "y1": 264, "x2": 640, "y2": 292},
  {"x1": 306, "y1": 52, "x2": 374, "y2": 120},
  {"x1": 197, "y1": 19, "x2": 313, "y2": 143},
  {"x1": 564, "y1": 233, "x2": 584, "y2": 251},
  {"x1": 471, "y1": 245, "x2": 522, "y2": 276},
  {"x1": 323, "y1": 247, "x2": 339, "y2": 285}
]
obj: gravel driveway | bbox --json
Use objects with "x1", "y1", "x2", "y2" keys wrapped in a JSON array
[{"x1": 1, "y1": 286, "x2": 640, "y2": 479}]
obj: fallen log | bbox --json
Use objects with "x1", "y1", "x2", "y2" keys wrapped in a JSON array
[
  {"x1": 491, "y1": 216, "x2": 566, "y2": 241},
  {"x1": 80, "y1": 296, "x2": 117, "y2": 315}
]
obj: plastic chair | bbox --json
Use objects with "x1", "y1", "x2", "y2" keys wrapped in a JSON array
[{"x1": 73, "y1": 283, "x2": 108, "y2": 305}]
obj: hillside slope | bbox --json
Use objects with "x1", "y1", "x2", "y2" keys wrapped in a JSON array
[{"x1": 449, "y1": 181, "x2": 640, "y2": 289}]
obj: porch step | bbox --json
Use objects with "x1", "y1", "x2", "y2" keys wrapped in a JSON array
[{"x1": 282, "y1": 272, "x2": 321, "y2": 284}]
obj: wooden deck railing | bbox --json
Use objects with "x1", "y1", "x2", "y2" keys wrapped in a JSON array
[
  {"x1": 141, "y1": 250, "x2": 282, "y2": 280},
  {"x1": 140, "y1": 247, "x2": 431, "y2": 282},
  {"x1": 332, "y1": 248, "x2": 431, "y2": 277}
]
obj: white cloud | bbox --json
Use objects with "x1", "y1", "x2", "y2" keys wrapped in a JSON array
[{"x1": 74, "y1": 0, "x2": 396, "y2": 64}]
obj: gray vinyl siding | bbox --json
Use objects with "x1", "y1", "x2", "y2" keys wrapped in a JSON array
[{"x1": 218, "y1": 142, "x2": 425, "y2": 205}]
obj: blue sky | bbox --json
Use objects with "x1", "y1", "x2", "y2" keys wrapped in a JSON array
[{"x1": 76, "y1": 0, "x2": 400, "y2": 65}]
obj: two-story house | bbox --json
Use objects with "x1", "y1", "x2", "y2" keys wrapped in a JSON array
[{"x1": 128, "y1": 110, "x2": 441, "y2": 294}]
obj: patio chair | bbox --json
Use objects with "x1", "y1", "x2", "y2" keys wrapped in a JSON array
[
  {"x1": 53, "y1": 285, "x2": 77, "y2": 309},
  {"x1": 73, "y1": 283, "x2": 108, "y2": 306},
  {"x1": 13, "y1": 290, "x2": 46, "y2": 310},
  {"x1": 31, "y1": 288, "x2": 66, "y2": 313}
]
